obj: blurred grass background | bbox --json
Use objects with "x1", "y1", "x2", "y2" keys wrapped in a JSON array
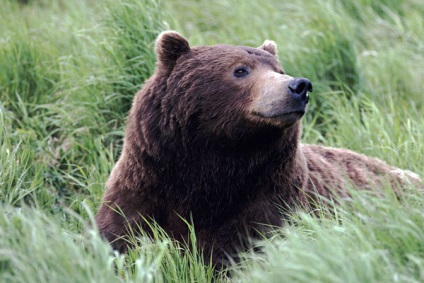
[{"x1": 0, "y1": 0, "x2": 423, "y2": 282}]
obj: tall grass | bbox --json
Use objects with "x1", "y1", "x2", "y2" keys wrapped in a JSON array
[
  {"x1": 0, "y1": 204, "x2": 219, "y2": 282},
  {"x1": 0, "y1": 0, "x2": 423, "y2": 282},
  {"x1": 0, "y1": 206, "x2": 118, "y2": 283},
  {"x1": 234, "y1": 188, "x2": 424, "y2": 283}
]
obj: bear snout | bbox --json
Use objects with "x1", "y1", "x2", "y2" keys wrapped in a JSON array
[{"x1": 288, "y1": 78, "x2": 312, "y2": 104}]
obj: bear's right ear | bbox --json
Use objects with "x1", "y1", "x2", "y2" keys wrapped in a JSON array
[
  {"x1": 259, "y1": 39, "x2": 277, "y2": 56},
  {"x1": 155, "y1": 31, "x2": 190, "y2": 69}
]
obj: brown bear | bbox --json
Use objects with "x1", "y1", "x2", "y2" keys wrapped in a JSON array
[{"x1": 95, "y1": 31, "x2": 421, "y2": 267}]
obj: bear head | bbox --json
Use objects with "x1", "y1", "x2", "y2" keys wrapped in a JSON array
[
  {"x1": 133, "y1": 31, "x2": 312, "y2": 162},
  {"x1": 151, "y1": 31, "x2": 312, "y2": 148}
]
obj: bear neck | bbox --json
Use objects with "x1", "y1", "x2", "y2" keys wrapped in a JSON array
[
  {"x1": 139, "y1": 121, "x2": 304, "y2": 194},
  {"x1": 159, "y1": 123, "x2": 305, "y2": 224}
]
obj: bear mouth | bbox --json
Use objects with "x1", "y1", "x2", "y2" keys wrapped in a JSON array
[
  {"x1": 255, "y1": 110, "x2": 305, "y2": 120},
  {"x1": 252, "y1": 110, "x2": 305, "y2": 127},
  {"x1": 267, "y1": 110, "x2": 305, "y2": 119}
]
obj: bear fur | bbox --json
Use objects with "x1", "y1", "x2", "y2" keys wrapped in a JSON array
[{"x1": 95, "y1": 31, "x2": 421, "y2": 267}]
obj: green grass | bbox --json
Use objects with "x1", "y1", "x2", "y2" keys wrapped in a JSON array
[
  {"x1": 1, "y1": 0, "x2": 423, "y2": 282},
  {"x1": 234, "y1": 188, "x2": 424, "y2": 283}
]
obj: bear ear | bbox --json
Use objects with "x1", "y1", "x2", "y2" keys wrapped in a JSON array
[
  {"x1": 155, "y1": 31, "x2": 190, "y2": 68},
  {"x1": 259, "y1": 39, "x2": 278, "y2": 56}
]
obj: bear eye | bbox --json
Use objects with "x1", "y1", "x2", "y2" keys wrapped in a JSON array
[{"x1": 233, "y1": 66, "x2": 249, "y2": 78}]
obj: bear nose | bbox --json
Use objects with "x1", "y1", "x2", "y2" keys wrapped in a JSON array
[{"x1": 288, "y1": 78, "x2": 313, "y2": 103}]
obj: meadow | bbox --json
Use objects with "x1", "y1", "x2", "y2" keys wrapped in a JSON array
[{"x1": 1, "y1": 0, "x2": 423, "y2": 282}]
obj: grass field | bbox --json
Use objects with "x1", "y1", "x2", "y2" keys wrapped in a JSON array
[{"x1": 1, "y1": 0, "x2": 423, "y2": 282}]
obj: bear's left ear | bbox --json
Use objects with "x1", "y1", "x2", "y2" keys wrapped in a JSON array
[
  {"x1": 155, "y1": 31, "x2": 190, "y2": 69},
  {"x1": 259, "y1": 40, "x2": 277, "y2": 56}
]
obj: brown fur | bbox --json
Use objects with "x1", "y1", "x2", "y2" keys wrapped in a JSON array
[{"x1": 95, "y1": 31, "x2": 422, "y2": 267}]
